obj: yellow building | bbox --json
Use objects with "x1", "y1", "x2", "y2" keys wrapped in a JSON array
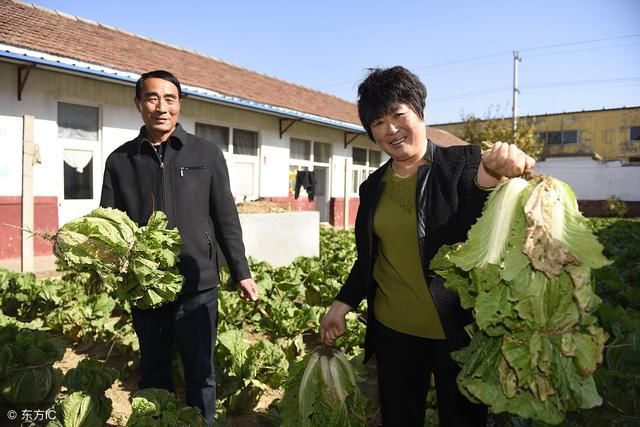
[{"x1": 433, "y1": 106, "x2": 640, "y2": 162}]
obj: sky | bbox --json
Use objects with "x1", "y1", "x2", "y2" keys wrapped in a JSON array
[{"x1": 27, "y1": 0, "x2": 640, "y2": 124}]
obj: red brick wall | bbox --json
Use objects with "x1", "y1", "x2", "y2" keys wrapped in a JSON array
[
  {"x1": 329, "y1": 197, "x2": 360, "y2": 228},
  {"x1": 578, "y1": 200, "x2": 640, "y2": 217},
  {"x1": 0, "y1": 196, "x2": 58, "y2": 259}
]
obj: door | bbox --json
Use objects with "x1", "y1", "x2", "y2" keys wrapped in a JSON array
[{"x1": 314, "y1": 166, "x2": 329, "y2": 222}]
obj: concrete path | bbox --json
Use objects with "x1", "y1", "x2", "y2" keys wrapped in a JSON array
[{"x1": 0, "y1": 255, "x2": 58, "y2": 275}]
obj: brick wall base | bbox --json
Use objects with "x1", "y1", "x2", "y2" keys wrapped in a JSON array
[
  {"x1": 329, "y1": 197, "x2": 360, "y2": 228},
  {"x1": 0, "y1": 196, "x2": 58, "y2": 259},
  {"x1": 578, "y1": 200, "x2": 640, "y2": 217}
]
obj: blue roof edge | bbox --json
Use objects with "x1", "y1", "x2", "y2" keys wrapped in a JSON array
[{"x1": 0, "y1": 45, "x2": 365, "y2": 134}]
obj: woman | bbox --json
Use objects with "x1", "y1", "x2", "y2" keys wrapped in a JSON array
[{"x1": 320, "y1": 66, "x2": 534, "y2": 426}]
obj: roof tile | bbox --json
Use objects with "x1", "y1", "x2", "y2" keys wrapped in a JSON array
[{"x1": 0, "y1": 0, "x2": 360, "y2": 124}]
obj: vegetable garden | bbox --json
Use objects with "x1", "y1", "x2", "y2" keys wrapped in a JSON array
[{"x1": 0, "y1": 216, "x2": 638, "y2": 426}]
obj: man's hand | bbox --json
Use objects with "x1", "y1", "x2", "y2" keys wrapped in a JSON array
[
  {"x1": 238, "y1": 278, "x2": 259, "y2": 301},
  {"x1": 476, "y1": 141, "x2": 536, "y2": 188},
  {"x1": 320, "y1": 300, "x2": 352, "y2": 345}
]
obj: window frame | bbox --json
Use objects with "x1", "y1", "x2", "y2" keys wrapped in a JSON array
[
  {"x1": 56, "y1": 100, "x2": 102, "y2": 202},
  {"x1": 195, "y1": 122, "x2": 230, "y2": 152},
  {"x1": 539, "y1": 130, "x2": 579, "y2": 145},
  {"x1": 195, "y1": 122, "x2": 260, "y2": 157},
  {"x1": 288, "y1": 137, "x2": 332, "y2": 198},
  {"x1": 351, "y1": 146, "x2": 383, "y2": 195}
]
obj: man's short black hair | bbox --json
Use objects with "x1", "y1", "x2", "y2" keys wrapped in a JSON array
[
  {"x1": 135, "y1": 70, "x2": 182, "y2": 99},
  {"x1": 357, "y1": 66, "x2": 427, "y2": 140}
]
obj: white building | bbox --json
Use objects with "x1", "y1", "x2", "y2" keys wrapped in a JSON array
[{"x1": 0, "y1": 0, "x2": 468, "y2": 262}]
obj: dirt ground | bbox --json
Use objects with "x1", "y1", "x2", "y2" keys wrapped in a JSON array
[
  {"x1": 53, "y1": 342, "x2": 286, "y2": 426},
  {"x1": 53, "y1": 339, "x2": 380, "y2": 427},
  {"x1": 236, "y1": 200, "x2": 289, "y2": 214}
]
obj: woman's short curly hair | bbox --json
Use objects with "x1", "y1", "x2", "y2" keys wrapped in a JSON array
[{"x1": 357, "y1": 66, "x2": 427, "y2": 140}]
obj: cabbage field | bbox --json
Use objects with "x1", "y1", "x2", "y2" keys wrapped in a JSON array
[{"x1": 0, "y1": 220, "x2": 638, "y2": 426}]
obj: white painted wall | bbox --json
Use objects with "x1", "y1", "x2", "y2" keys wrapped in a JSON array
[
  {"x1": 533, "y1": 157, "x2": 640, "y2": 201},
  {"x1": 1, "y1": 62, "x2": 382, "y2": 224},
  {"x1": 239, "y1": 211, "x2": 319, "y2": 266},
  {"x1": 0, "y1": 115, "x2": 22, "y2": 196}
]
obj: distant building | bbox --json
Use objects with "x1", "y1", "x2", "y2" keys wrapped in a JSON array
[
  {"x1": 433, "y1": 107, "x2": 640, "y2": 216},
  {"x1": 433, "y1": 106, "x2": 640, "y2": 162}
]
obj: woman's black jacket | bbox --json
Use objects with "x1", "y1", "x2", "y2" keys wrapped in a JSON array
[{"x1": 335, "y1": 140, "x2": 490, "y2": 361}]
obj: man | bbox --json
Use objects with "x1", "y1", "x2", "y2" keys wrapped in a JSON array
[{"x1": 100, "y1": 70, "x2": 258, "y2": 425}]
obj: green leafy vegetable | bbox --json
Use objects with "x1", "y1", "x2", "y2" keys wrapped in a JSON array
[
  {"x1": 0, "y1": 325, "x2": 65, "y2": 411},
  {"x1": 49, "y1": 391, "x2": 113, "y2": 427},
  {"x1": 435, "y1": 176, "x2": 610, "y2": 424},
  {"x1": 54, "y1": 208, "x2": 183, "y2": 309},
  {"x1": 126, "y1": 388, "x2": 206, "y2": 426},
  {"x1": 63, "y1": 358, "x2": 118, "y2": 394},
  {"x1": 280, "y1": 346, "x2": 369, "y2": 427}
]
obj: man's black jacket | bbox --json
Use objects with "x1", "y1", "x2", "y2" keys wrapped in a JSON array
[
  {"x1": 335, "y1": 140, "x2": 490, "y2": 361},
  {"x1": 100, "y1": 124, "x2": 251, "y2": 294}
]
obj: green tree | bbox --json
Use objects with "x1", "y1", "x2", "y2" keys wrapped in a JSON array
[{"x1": 460, "y1": 112, "x2": 543, "y2": 159}]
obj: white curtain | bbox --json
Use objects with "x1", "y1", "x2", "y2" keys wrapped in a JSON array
[{"x1": 63, "y1": 149, "x2": 93, "y2": 173}]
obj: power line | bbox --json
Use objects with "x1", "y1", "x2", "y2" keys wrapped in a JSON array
[
  {"x1": 519, "y1": 34, "x2": 640, "y2": 53},
  {"x1": 429, "y1": 77, "x2": 640, "y2": 103},
  {"x1": 524, "y1": 41, "x2": 640, "y2": 60},
  {"x1": 526, "y1": 77, "x2": 640, "y2": 89},
  {"x1": 315, "y1": 34, "x2": 640, "y2": 93}
]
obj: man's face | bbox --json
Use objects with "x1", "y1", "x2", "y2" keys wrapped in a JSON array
[{"x1": 135, "y1": 77, "x2": 181, "y2": 142}]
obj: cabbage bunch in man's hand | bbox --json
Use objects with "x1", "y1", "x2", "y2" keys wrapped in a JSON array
[
  {"x1": 53, "y1": 207, "x2": 183, "y2": 309},
  {"x1": 432, "y1": 175, "x2": 609, "y2": 424}
]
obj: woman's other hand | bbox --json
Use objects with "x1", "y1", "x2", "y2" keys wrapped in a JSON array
[
  {"x1": 320, "y1": 300, "x2": 352, "y2": 345},
  {"x1": 476, "y1": 141, "x2": 536, "y2": 188}
]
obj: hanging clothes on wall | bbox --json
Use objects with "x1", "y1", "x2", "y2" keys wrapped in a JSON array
[{"x1": 294, "y1": 170, "x2": 316, "y2": 201}]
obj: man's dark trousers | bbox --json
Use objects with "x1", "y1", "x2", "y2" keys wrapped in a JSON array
[{"x1": 131, "y1": 287, "x2": 218, "y2": 425}]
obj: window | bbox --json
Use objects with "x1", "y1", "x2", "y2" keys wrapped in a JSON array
[
  {"x1": 351, "y1": 147, "x2": 383, "y2": 193},
  {"x1": 539, "y1": 130, "x2": 578, "y2": 145},
  {"x1": 58, "y1": 102, "x2": 99, "y2": 140},
  {"x1": 233, "y1": 129, "x2": 258, "y2": 156},
  {"x1": 63, "y1": 149, "x2": 93, "y2": 199},
  {"x1": 352, "y1": 147, "x2": 368, "y2": 165},
  {"x1": 195, "y1": 123, "x2": 259, "y2": 199},
  {"x1": 290, "y1": 138, "x2": 311, "y2": 160},
  {"x1": 631, "y1": 126, "x2": 640, "y2": 141},
  {"x1": 313, "y1": 142, "x2": 331, "y2": 163},
  {"x1": 58, "y1": 102, "x2": 99, "y2": 202},
  {"x1": 289, "y1": 138, "x2": 332, "y2": 197},
  {"x1": 195, "y1": 123, "x2": 229, "y2": 152},
  {"x1": 195, "y1": 123, "x2": 258, "y2": 156}
]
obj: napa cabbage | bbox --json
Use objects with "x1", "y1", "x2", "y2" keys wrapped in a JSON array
[
  {"x1": 279, "y1": 346, "x2": 369, "y2": 427},
  {"x1": 53, "y1": 208, "x2": 183, "y2": 309},
  {"x1": 433, "y1": 175, "x2": 610, "y2": 424}
]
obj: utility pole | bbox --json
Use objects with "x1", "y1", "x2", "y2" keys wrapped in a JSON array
[{"x1": 512, "y1": 51, "x2": 521, "y2": 139}]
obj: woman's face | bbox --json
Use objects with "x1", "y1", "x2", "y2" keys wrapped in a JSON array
[{"x1": 370, "y1": 103, "x2": 427, "y2": 163}]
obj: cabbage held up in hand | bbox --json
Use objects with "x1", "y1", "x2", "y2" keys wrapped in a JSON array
[
  {"x1": 432, "y1": 175, "x2": 609, "y2": 424},
  {"x1": 53, "y1": 208, "x2": 183, "y2": 309}
]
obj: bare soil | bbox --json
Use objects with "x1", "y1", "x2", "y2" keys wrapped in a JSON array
[
  {"x1": 53, "y1": 339, "x2": 285, "y2": 426},
  {"x1": 53, "y1": 337, "x2": 381, "y2": 426},
  {"x1": 236, "y1": 201, "x2": 289, "y2": 214}
]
